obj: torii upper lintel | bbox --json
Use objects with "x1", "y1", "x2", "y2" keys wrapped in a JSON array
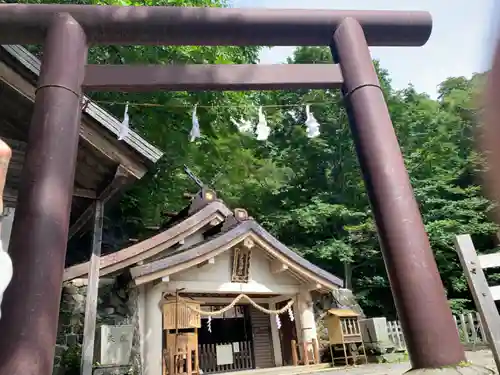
[{"x1": 0, "y1": 5, "x2": 432, "y2": 46}]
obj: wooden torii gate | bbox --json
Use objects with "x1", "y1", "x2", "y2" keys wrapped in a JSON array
[{"x1": 0, "y1": 5, "x2": 466, "y2": 375}]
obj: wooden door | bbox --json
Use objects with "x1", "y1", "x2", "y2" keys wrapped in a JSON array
[
  {"x1": 249, "y1": 305, "x2": 274, "y2": 368},
  {"x1": 276, "y1": 301, "x2": 298, "y2": 365}
]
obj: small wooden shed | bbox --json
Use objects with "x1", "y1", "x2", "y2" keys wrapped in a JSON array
[
  {"x1": 324, "y1": 308, "x2": 367, "y2": 365},
  {"x1": 162, "y1": 298, "x2": 202, "y2": 375}
]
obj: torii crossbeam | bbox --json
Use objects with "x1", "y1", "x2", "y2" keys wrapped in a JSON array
[{"x1": 0, "y1": 5, "x2": 466, "y2": 375}]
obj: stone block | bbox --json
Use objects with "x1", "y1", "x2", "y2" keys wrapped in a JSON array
[
  {"x1": 359, "y1": 317, "x2": 392, "y2": 347},
  {"x1": 63, "y1": 285, "x2": 79, "y2": 295},
  {"x1": 66, "y1": 334, "x2": 78, "y2": 346}
]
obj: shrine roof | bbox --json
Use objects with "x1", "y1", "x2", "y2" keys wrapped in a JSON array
[
  {"x1": 0, "y1": 45, "x2": 163, "y2": 164},
  {"x1": 63, "y1": 192, "x2": 231, "y2": 281},
  {"x1": 130, "y1": 216, "x2": 344, "y2": 289},
  {"x1": 0, "y1": 44, "x2": 164, "y2": 238},
  {"x1": 64, "y1": 188, "x2": 343, "y2": 290}
]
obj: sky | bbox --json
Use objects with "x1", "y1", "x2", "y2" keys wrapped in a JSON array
[{"x1": 230, "y1": 0, "x2": 499, "y2": 98}]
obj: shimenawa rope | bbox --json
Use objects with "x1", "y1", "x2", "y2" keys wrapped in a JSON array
[{"x1": 177, "y1": 293, "x2": 294, "y2": 316}]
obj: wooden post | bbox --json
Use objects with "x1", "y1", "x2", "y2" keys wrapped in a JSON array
[
  {"x1": 168, "y1": 350, "x2": 175, "y2": 375},
  {"x1": 81, "y1": 200, "x2": 104, "y2": 375},
  {"x1": 454, "y1": 234, "x2": 500, "y2": 372},
  {"x1": 291, "y1": 340, "x2": 298, "y2": 366},
  {"x1": 301, "y1": 341, "x2": 308, "y2": 365},
  {"x1": 312, "y1": 338, "x2": 320, "y2": 364},
  {"x1": 186, "y1": 344, "x2": 192, "y2": 375}
]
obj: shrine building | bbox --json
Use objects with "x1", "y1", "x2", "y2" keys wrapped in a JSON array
[{"x1": 64, "y1": 189, "x2": 343, "y2": 375}]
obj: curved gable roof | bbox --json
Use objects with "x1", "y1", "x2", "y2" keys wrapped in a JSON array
[
  {"x1": 130, "y1": 219, "x2": 343, "y2": 289},
  {"x1": 63, "y1": 200, "x2": 231, "y2": 281}
]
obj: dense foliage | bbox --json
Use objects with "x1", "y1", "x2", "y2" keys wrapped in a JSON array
[{"x1": 11, "y1": 0, "x2": 498, "y2": 318}]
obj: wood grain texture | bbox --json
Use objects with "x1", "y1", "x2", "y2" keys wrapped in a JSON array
[
  {"x1": 80, "y1": 200, "x2": 104, "y2": 375},
  {"x1": 250, "y1": 305, "x2": 274, "y2": 369}
]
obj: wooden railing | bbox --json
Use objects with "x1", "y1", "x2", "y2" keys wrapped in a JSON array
[
  {"x1": 198, "y1": 341, "x2": 253, "y2": 373},
  {"x1": 290, "y1": 338, "x2": 320, "y2": 366}
]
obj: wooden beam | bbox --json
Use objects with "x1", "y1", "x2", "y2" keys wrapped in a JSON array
[
  {"x1": 478, "y1": 252, "x2": 500, "y2": 270},
  {"x1": 84, "y1": 64, "x2": 344, "y2": 92},
  {"x1": 80, "y1": 200, "x2": 104, "y2": 375},
  {"x1": 197, "y1": 257, "x2": 215, "y2": 268},
  {"x1": 157, "y1": 280, "x2": 300, "y2": 295},
  {"x1": 308, "y1": 283, "x2": 323, "y2": 291},
  {"x1": 74, "y1": 188, "x2": 97, "y2": 199},
  {"x1": 4, "y1": 186, "x2": 96, "y2": 202},
  {"x1": 68, "y1": 165, "x2": 131, "y2": 239},
  {"x1": 0, "y1": 60, "x2": 148, "y2": 179},
  {"x1": 270, "y1": 258, "x2": 288, "y2": 274},
  {"x1": 454, "y1": 234, "x2": 500, "y2": 371},
  {"x1": 490, "y1": 285, "x2": 500, "y2": 301}
]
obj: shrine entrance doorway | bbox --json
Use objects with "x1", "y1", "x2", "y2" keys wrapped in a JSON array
[
  {"x1": 198, "y1": 304, "x2": 253, "y2": 373},
  {"x1": 276, "y1": 300, "x2": 298, "y2": 366}
]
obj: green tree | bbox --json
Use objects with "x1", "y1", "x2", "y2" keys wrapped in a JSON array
[
  {"x1": 10, "y1": 0, "x2": 497, "y2": 317},
  {"x1": 250, "y1": 47, "x2": 497, "y2": 317}
]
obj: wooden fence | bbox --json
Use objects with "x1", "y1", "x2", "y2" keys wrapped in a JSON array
[
  {"x1": 386, "y1": 320, "x2": 406, "y2": 350},
  {"x1": 198, "y1": 341, "x2": 253, "y2": 373},
  {"x1": 388, "y1": 311, "x2": 487, "y2": 350}
]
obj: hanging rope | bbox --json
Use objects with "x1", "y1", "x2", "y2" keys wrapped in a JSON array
[
  {"x1": 85, "y1": 98, "x2": 339, "y2": 110},
  {"x1": 175, "y1": 293, "x2": 294, "y2": 316}
]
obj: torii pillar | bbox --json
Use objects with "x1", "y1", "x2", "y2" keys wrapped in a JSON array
[
  {"x1": 331, "y1": 18, "x2": 466, "y2": 369},
  {"x1": 0, "y1": 13, "x2": 87, "y2": 375}
]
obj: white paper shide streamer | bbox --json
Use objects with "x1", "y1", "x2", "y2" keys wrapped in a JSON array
[
  {"x1": 275, "y1": 314, "x2": 282, "y2": 329},
  {"x1": 305, "y1": 104, "x2": 320, "y2": 138},
  {"x1": 190, "y1": 104, "x2": 201, "y2": 142},
  {"x1": 288, "y1": 306, "x2": 294, "y2": 322},
  {"x1": 0, "y1": 233, "x2": 12, "y2": 320},
  {"x1": 115, "y1": 99, "x2": 322, "y2": 143},
  {"x1": 207, "y1": 316, "x2": 212, "y2": 333},
  {"x1": 118, "y1": 102, "x2": 130, "y2": 141},
  {"x1": 231, "y1": 117, "x2": 253, "y2": 134},
  {"x1": 255, "y1": 106, "x2": 270, "y2": 141}
]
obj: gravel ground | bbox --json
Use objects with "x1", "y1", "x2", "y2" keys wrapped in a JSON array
[{"x1": 316, "y1": 350, "x2": 498, "y2": 375}]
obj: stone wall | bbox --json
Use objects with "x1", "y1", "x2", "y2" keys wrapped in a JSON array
[
  {"x1": 313, "y1": 288, "x2": 365, "y2": 361},
  {"x1": 54, "y1": 274, "x2": 141, "y2": 375}
]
